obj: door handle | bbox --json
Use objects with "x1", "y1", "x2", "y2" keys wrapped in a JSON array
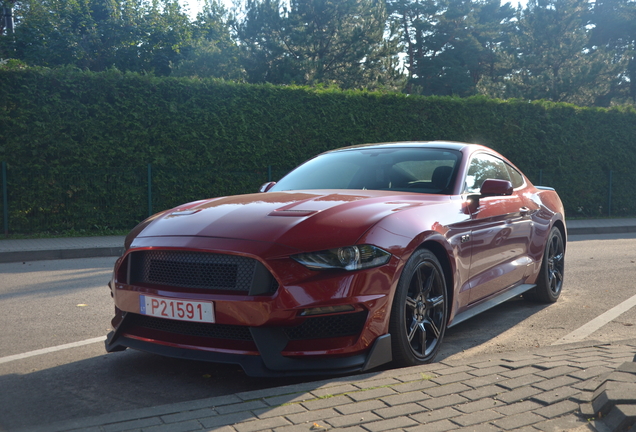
[{"x1": 520, "y1": 207, "x2": 530, "y2": 216}]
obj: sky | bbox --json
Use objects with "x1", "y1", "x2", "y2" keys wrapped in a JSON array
[
  {"x1": 179, "y1": 0, "x2": 528, "y2": 20},
  {"x1": 180, "y1": 0, "x2": 235, "y2": 18}
]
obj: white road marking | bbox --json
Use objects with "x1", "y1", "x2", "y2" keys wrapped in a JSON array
[
  {"x1": 0, "y1": 336, "x2": 107, "y2": 365},
  {"x1": 552, "y1": 293, "x2": 636, "y2": 345}
]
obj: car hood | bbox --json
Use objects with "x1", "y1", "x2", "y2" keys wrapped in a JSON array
[{"x1": 135, "y1": 190, "x2": 447, "y2": 252}]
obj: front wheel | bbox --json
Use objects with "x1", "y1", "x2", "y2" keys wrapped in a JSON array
[
  {"x1": 525, "y1": 226, "x2": 565, "y2": 303},
  {"x1": 389, "y1": 249, "x2": 448, "y2": 367}
]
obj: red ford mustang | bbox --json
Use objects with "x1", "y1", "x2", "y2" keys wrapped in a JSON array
[{"x1": 106, "y1": 141, "x2": 566, "y2": 376}]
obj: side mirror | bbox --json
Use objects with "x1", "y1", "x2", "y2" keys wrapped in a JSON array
[
  {"x1": 259, "y1": 181, "x2": 277, "y2": 193},
  {"x1": 480, "y1": 179, "x2": 513, "y2": 196}
]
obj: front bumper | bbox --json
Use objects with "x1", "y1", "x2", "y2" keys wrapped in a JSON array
[
  {"x1": 106, "y1": 237, "x2": 401, "y2": 376},
  {"x1": 105, "y1": 314, "x2": 392, "y2": 377}
]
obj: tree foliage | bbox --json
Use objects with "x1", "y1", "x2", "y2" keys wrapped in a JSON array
[
  {"x1": 389, "y1": 0, "x2": 515, "y2": 96},
  {"x1": 480, "y1": 0, "x2": 623, "y2": 106},
  {"x1": 234, "y1": 0, "x2": 403, "y2": 89},
  {"x1": 589, "y1": 0, "x2": 636, "y2": 105},
  {"x1": 0, "y1": 0, "x2": 195, "y2": 75},
  {"x1": 1, "y1": 0, "x2": 636, "y2": 105},
  {"x1": 172, "y1": 1, "x2": 242, "y2": 78}
]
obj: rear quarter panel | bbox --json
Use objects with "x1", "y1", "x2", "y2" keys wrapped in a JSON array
[{"x1": 525, "y1": 187, "x2": 566, "y2": 282}]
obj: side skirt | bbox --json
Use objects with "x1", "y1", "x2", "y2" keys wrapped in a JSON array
[{"x1": 448, "y1": 283, "x2": 535, "y2": 328}]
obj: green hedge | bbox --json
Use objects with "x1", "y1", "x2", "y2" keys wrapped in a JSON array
[{"x1": 1, "y1": 66, "x2": 635, "y2": 233}]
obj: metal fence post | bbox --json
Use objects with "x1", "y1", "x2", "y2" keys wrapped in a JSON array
[
  {"x1": 148, "y1": 164, "x2": 153, "y2": 217},
  {"x1": 2, "y1": 161, "x2": 7, "y2": 237},
  {"x1": 608, "y1": 170, "x2": 613, "y2": 217}
]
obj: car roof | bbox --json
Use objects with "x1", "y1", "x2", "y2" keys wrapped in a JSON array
[{"x1": 329, "y1": 141, "x2": 488, "y2": 153}]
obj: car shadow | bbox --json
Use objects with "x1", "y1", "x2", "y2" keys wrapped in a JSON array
[
  {"x1": 437, "y1": 295, "x2": 552, "y2": 361},
  {"x1": 0, "y1": 296, "x2": 552, "y2": 431},
  {"x1": 0, "y1": 349, "x2": 315, "y2": 431}
]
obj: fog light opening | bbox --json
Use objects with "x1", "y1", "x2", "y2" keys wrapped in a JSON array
[{"x1": 301, "y1": 305, "x2": 355, "y2": 316}]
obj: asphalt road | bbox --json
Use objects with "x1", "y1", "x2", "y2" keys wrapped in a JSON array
[{"x1": 1, "y1": 233, "x2": 635, "y2": 431}]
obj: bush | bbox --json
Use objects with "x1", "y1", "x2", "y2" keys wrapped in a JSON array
[{"x1": 1, "y1": 67, "x2": 635, "y2": 233}]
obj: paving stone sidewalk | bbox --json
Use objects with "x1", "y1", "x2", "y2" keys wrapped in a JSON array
[
  {"x1": 21, "y1": 339, "x2": 636, "y2": 432},
  {"x1": 566, "y1": 218, "x2": 636, "y2": 235},
  {"x1": 1, "y1": 218, "x2": 635, "y2": 264},
  {"x1": 0, "y1": 235, "x2": 125, "y2": 262}
]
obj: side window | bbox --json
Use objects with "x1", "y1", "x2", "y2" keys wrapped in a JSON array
[
  {"x1": 464, "y1": 154, "x2": 510, "y2": 194},
  {"x1": 505, "y1": 163, "x2": 525, "y2": 188}
]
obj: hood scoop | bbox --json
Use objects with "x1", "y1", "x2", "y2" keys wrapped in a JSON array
[
  {"x1": 268, "y1": 193, "x2": 367, "y2": 218},
  {"x1": 168, "y1": 209, "x2": 202, "y2": 217},
  {"x1": 268, "y1": 209, "x2": 318, "y2": 217}
]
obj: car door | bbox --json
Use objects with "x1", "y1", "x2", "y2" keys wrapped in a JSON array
[{"x1": 464, "y1": 153, "x2": 534, "y2": 303}]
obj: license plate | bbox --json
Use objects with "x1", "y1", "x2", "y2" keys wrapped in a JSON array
[{"x1": 140, "y1": 295, "x2": 215, "y2": 323}]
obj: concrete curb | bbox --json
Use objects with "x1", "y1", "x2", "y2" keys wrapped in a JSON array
[
  {"x1": 0, "y1": 246, "x2": 124, "y2": 263},
  {"x1": 0, "y1": 222, "x2": 635, "y2": 264},
  {"x1": 567, "y1": 226, "x2": 636, "y2": 236}
]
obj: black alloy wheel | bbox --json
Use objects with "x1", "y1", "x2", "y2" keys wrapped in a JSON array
[
  {"x1": 390, "y1": 249, "x2": 448, "y2": 366},
  {"x1": 526, "y1": 226, "x2": 565, "y2": 303}
]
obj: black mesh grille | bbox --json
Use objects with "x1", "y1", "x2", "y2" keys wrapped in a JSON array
[
  {"x1": 127, "y1": 250, "x2": 277, "y2": 294},
  {"x1": 284, "y1": 311, "x2": 368, "y2": 340},
  {"x1": 149, "y1": 260, "x2": 237, "y2": 288},
  {"x1": 129, "y1": 313, "x2": 254, "y2": 341}
]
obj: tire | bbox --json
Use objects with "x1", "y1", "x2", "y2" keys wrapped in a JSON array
[
  {"x1": 389, "y1": 249, "x2": 448, "y2": 367},
  {"x1": 525, "y1": 226, "x2": 565, "y2": 303}
]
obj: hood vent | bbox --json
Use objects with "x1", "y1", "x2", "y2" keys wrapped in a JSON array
[{"x1": 268, "y1": 209, "x2": 318, "y2": 217}]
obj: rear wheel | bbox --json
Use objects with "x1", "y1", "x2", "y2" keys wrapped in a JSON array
[
  {"x1": 389, "y1": 249, "x2": 448, "y2": 367},
  {"x1": 525, "y1": 226, "x2": 565, "y2": 303}
]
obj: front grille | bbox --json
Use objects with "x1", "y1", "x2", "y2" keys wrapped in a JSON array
[
  {"x1": 284, "y1": 311, "x2": 368, "y2": 340},
  {"x1": 129, "y1": 313, "x2": 254, "y2": 341},
  {"x1": 126, "y1": 250, "x2": 278, "y2": 295}
]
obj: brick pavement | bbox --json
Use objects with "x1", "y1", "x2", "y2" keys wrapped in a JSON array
[{"x1": 20, "y1": 339, "x2": 636, "y2": 432}]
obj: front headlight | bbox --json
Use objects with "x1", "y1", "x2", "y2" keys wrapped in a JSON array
[{"x1": 292, "y1": 245, "x2": 391, "y2": 271}]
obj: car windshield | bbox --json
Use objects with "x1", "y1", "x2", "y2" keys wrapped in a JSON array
[{"x1": 270, "y1": 147, "x2": 461, "y2": 194}]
